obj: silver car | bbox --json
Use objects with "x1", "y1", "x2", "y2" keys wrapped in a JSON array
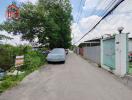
[{"x1": 46, "y1": 48, "x2": 66, "y2": 63}]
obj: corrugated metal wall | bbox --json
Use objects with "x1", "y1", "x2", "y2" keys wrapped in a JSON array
[
  {"x1": 79, "y1": 48, "x2": 84, "y2": 56},
  {"x1": 83, "y1": 46, "x2": 101, "y2": 64},
  {"x1": 74, "y1": 47, "x2": 79, "y2": 55}
]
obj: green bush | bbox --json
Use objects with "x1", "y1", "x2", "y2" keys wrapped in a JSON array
[
  {"x1": 0, "y1": 45, "x2": 15, "y2": 70},
  {"x1": 0, "y1": 76, "x2": 17, "y2": 93},
  {"x1": 0, "y1": 45, "x2": 46, "y2": 93},
  {"x1": 0, "y1": 45, "x2": 33, "y2": 71},
  {"x1": 22, "y1": 50, "x2": 45, "y2": 72}
]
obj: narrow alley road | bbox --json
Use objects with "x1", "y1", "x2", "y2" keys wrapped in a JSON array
[{"x1": 0, "y1": 52, "x2": 132, "y2": 100}]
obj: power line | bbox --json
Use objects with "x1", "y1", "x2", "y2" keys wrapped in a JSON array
[
  {"x1": 74, "y1": 0, "x2": 119, "y2": 44},
  {"x1": 92, "y1": 0, "x2": 118, "y2": 22},
  {"x1": 96, "y1": 0, "x2": 121, "y2": 22},
  {"x1": 74, "y1": 0, "x2": 125, "y2": 44},
  {"x1": 77, "y1": 0, "x2": 86, "y2": 23},
  {"x1": 73, "y1": 0, "x2": 117, "y2": 42},
  {"x1": 76, "y1": 0, "x2": 83, "y2": 22},
  {"x1": 72, "y1": 0, "x2": 114, "y2": 43},
  {"x1": 72, "y1": 0, "x2": 85, "y2": 42},
  {"x1": 101, "y1": 0, "x2": 118, "y2": 16},
  {"x1": 77, "y1": 0, "x2": 118, "y2": 41},
  {"x1": 82, "y1": 0, "x2": 112, "y2": 33},
  {"x1": 84, "y1": 0, "x2": 103, "y2": 17},
  {"x1": 80, "y1": 0, "x2": 117, "y2": 35},
  {"x1": 112, "y1": 11, "x2": 132, "y2": 14},
  {"x1": 76, "y1": 0, "x2": 86, "y2": 24}
]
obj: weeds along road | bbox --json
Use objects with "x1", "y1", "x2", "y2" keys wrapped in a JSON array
[{"x1": 0, "y1": 52, "x2": 132, "y2": 100}]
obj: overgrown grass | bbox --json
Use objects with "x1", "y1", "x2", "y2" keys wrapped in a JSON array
[
  {"x1": 0, "y1": 45, "x2": 46, "y2": 93},
  {"x1": 0, "y1": 75, "x2": 24, "y2": 93},
  {"x1": 0, "y1": 66, "x2": 42, "y2": 93}
]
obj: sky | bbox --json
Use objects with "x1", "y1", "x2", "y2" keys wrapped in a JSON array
[
  {"x1": 71, "y1": 0, "x2": 132, "y2": 45},
  {"x1": 0, "y1": 0, "x2": 37, "y2": 45},
  {"x1": 0, "y1": 0, "x2": 132, "y2": 45}
]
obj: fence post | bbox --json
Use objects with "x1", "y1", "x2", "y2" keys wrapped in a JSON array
[
  {"x1": 115, "y1": 33, "x2": 128, "y2": 76},
  {"x1": 101, "y1": 39, "x2": 104, "y2": 68}
]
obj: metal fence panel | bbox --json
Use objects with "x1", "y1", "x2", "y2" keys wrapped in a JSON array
[
  {"x1": 83, "y1": 46, "x2": 101, "y2": 64},
  {"x1": 103, "y1": 38, "x2": 115, "y2": 69}
]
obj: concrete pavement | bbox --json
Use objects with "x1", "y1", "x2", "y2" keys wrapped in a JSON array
[{"x1": 0, "y1": 52, "x2": 132, "y2": 100}]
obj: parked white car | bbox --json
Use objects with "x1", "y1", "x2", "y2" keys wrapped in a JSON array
[{"x1": 46, "y1": 48, "x2": 66, "y2": 63}]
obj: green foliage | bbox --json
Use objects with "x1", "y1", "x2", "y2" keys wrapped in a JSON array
[
  {"x1": 0, "y1": 44, "x2": 45, "y2": 71},
  {"x1": 0, "y1": 73, "x2": 28, "y2": 93},
  {"x1": 39, "y1": 47, "x2": 49, "y2": 51},
  {"x1": 0, "y1": 0, "x2": 72, "y2": 49},
  {"x1": 0, "y1": 45, "x2": 31, "y2": 70},
  {"x1": 128, "y1": 62, "x2": 132, "y2": 74},
  {"x1": 38, "y1": 0, "x2": 72, "y2": 48},
  {"x1": 0, "y1": 45, "x2": 15, "y2": 70},
  {"x1": 129, "y1": 62, "x2": 132, "y2": 68},
  {"x1": 0, "y1": 76, "x2": 18, "y2": 93},
  {"x1": 22, "y1": 50, "x2": 45, "y2": 72},
  {"x1": 0, "y1": 45, "x2": 46, "y2": 93}
]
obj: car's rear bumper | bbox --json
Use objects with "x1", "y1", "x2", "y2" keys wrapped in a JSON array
[{"x1": 46, "y1": 58, "x2": 65, "y2": 62}]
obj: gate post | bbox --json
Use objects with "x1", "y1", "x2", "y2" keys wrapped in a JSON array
[
  {"x1": 101, "y1": 39, "x2": 104, "y2": 68},
  {"x1": 115, "y1": 33, "x2": 128, "y2": 76}
]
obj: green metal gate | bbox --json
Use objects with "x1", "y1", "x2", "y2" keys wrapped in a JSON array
[{"x1": 103, "y1": 38, "x2": 115, "y2": 69}]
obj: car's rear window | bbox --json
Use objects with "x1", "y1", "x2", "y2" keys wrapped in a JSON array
[{"x1": 51, "y1": 49, "x2": 64, "y2": 54}]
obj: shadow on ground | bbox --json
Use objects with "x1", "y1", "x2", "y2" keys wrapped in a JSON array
[{"x1": 47, "y1": 61, "x2": 65, "y2": 65}]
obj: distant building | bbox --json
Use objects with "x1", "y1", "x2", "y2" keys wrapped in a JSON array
[{"x1": 79, "y1": 38, "x2": 101, "y2": 48}]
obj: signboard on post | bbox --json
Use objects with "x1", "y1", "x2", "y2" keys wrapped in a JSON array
[{"x1": 15, "y1": 55, "x2": 24, "y2": 68}]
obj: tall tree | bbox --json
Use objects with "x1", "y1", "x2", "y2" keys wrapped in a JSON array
[
  {"x1": 38, "y1": 0, "x2": 72, "y2": 48},
  {"x1": 0, "y1": 0, "x2": 72, "y2": 48}
]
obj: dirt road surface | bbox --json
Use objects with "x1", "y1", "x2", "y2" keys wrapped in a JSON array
[{"x1": 0, "y1": 52, "x2": 132, "y2": 100}]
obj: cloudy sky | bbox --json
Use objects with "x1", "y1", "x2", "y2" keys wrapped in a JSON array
[
  {"x1": 0, "y1": 0, "x2": 132, "y2": 45},
  {"x1": 71, "y1": 0, "x2": 132, "y2": 45}
]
